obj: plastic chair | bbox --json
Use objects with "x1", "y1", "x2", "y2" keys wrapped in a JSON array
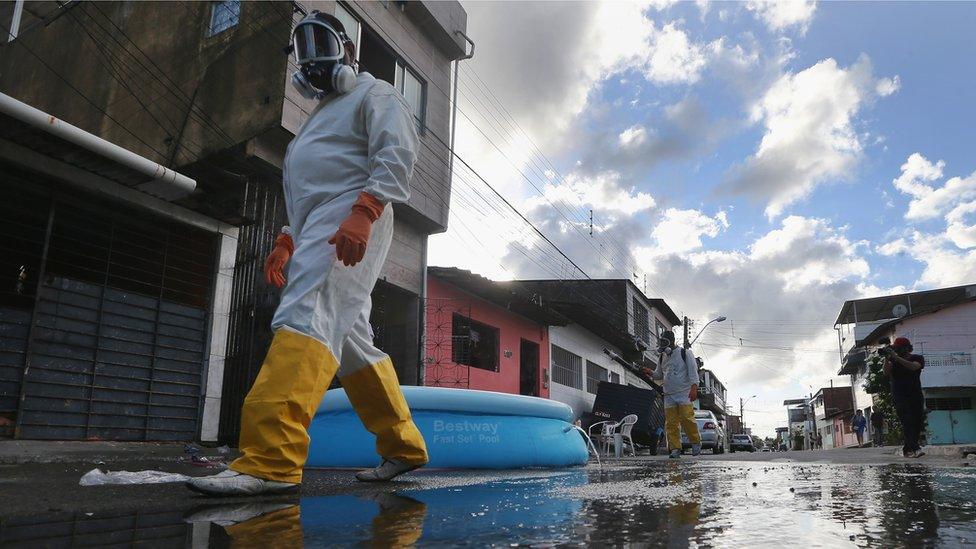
[
  {"x1": 616, "y1": 414, "x2": 639, "y2": 456},
  {"x1": 587, "y1": 419, "x2": 620, "y2": 456}
]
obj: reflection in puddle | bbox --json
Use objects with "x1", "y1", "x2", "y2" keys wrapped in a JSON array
[{"x1": 3, "y1": 463, "x2": 975, "y2": 547}]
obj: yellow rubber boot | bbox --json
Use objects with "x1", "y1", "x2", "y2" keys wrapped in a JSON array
[
  {"x1": 230, "y1": 329, "x2": 339, "y2": 483},
  {"x1": 341, "y1": 357, "x2": 429, "y2": 465}
]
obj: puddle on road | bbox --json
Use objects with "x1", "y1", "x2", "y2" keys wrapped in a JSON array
[{"x1": 3, "y1": 462, "x2": 975, "y2": 547}]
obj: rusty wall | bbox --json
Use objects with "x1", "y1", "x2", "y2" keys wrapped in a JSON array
[{"x1": 0, "y1": 1, "x2": 291, "y2": 169}]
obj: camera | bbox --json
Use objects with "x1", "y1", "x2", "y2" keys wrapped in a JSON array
[{"x1": 875, "y1": 337, "x2": 894, "y2": 358}]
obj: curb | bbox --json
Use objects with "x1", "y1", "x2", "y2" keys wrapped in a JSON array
[{"x1": 891, "y1": 445, "x2": 976, "y2": 458}]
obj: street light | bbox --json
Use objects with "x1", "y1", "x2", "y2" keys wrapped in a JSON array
[
  {"x1": 689, "y1": 316, "x2": 727, "y2": 347},
  {"x1": 740, "y1": 394, "x2": 757, "y2": 435}
]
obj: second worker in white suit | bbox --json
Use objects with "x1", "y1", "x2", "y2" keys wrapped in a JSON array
[{"x1": 188, "y1": 11, "x2": 428, "y2": 496}]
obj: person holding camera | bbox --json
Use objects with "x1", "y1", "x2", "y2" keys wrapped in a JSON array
[{"x1": 882, "y1": 337, "x2": 926, "y2": 458}]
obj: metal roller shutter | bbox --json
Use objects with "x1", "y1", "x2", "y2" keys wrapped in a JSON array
[{"x1": 2, "y1": 171, "x2": 217, "y2": 441}]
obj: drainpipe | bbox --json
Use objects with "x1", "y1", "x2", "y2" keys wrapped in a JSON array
[
  {"x1": 7, "y1": 0, "x2": 23, "y2": 41},
  {"x1": 448, "y1": 31, "x2": 475, "y2": 177},
  {"x1": 0, "y1": 92, "x2": 196, "y2": 200}
]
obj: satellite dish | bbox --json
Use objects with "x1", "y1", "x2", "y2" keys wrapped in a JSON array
[{"x1": 892, "y1": 304, "x2": 908, "y2": 318}]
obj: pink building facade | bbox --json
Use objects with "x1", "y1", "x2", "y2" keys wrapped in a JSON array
[{"x1": 424, "y1": 269, "x2": 566, "y2": 398}]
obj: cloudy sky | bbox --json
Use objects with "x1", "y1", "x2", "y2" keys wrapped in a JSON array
[{"x1": 426, "y1": 1, "x2": 976, "y2": 437}]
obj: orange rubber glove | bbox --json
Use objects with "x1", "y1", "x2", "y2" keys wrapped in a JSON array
[
  {"x1": 329, "y1": 191, "x2": 385, "y2": 267},
  {"x1": 264, "y1": 232, "x2": 294, "y2": 288}
]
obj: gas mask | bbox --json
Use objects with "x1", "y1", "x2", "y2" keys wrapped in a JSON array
[
  {"x1": 658, "y1": 331, "x2": 676, "y2": 354},
  {"x1": 288, "y1": 12, "x2": 357, "y2": 99}
]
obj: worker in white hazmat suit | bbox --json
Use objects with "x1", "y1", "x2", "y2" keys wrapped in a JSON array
[
  {"x1": 652, "y1": 330, "x2": 701, "y2": 459},
  {"x1": 187, "y1": 11, "x2": 427, "y2": 496}
]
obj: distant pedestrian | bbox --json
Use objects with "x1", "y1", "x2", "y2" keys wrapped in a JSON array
[
  {"x1": 883, "y1": 337, "x2": 926, "y2": 458},
  {"x1": 871, "y1": 409, "x2": 885, "y2": 446},
  {"x1": 852, "y1": 410, "x2": 867, "y2": 446}
]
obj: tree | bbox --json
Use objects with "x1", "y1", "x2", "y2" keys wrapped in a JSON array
[{"x1": 863, "y1": 354, "x2": 903, "y2": 445}]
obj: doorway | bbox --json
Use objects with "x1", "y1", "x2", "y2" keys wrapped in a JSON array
[{"x1": 519, "y1": 339, "x2": 539, "y2": 397}]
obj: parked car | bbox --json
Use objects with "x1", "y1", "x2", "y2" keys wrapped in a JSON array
[
  {"x1": 730, "y1": 434, "x2": 755, "y2": 452},
  {"x1": 680, "y1": 410, "x2": 726, "y2": 454}
]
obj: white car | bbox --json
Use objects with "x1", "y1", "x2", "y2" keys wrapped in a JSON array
[
  {"x1": 680, "y1": 410, "x2": 726, "y2": 454},
  {"x1": 730, "y1": 434, "x2": 755, "y2": 452}
]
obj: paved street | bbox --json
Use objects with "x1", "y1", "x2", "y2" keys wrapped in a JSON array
[{"x1": 1, "y1": 445, "x2": 974, "y2": 547}]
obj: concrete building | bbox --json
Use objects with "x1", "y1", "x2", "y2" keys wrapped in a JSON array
[
  {"x1": 783, "y1": 398, "x2": 813, "y2": 449},
  {"x1": 835, "y1": 284, "x2": 976, "y2": 445},
  {"x1": 848, "y1": 288, "x2": 976, "y2": 445},
  {"x1": 775, "y1": 426, "x2": 790, "y2": 449},
  {"x1": 423, "y1": 268, "x2": 567, "y2": 398},
  {"x1": 0, "y1": 1, "x2": 469, "y2": 443},
  {"x1": 517, "y1": 279, "x2": 681, "y2": 419},
  {"x1": 726, "y1": 414, "x2": 742, "y2": 435},
  {"x1": 697, "y1": 368, "x2": 727, "y2": 422},
  {"x1": 812, "y1": 387, "x2": 855, "y2": 449}
]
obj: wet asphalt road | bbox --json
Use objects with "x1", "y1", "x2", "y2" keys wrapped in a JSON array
[{"x1": 2, "y1": 457, "x2": 975, "y2": 547}]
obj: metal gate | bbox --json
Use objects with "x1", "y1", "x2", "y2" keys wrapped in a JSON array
[
  {"x1": 424, "y1": 298, "x2": 472, "y2": 388},
  {"x1": 218, "y1": 179, "x2": 287, "y2": 444},
  {"x1": 0, "y1": 172, "x2": 217, "y2": 440}
]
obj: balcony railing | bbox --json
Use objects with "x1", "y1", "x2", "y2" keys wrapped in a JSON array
[{"x1": 922, "y1": 352, "x2": 973, "y2": 368}]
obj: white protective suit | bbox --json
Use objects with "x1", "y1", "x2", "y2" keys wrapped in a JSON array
[
  {"x1": 273, "y1": 71, "x2": 416, "y2": 357},
  {"x1": 653, "y1": 346, "x2": 700, "y2": 407},
  {"x1": 230, "y1": 71, "x2": 427, "y2": 484}
]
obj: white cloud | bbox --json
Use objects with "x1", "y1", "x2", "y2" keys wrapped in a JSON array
[
  {"x1": 534, "y1": 170, "x2": 656, "y2": 216},
  {"x1": 746, "y1": 0, "x2": 818, "y2": 34},
  {"x1": 650, "y1": 208, "x2": 730, "y2": 255},
  {"x1": 875, "y1": 75, "x2": 901, "y2": 97},
  {"x1": 749, "y1": 216, "x2": 869, "y2": 288},
  {"x1": 727, "y1": 55, "x2": 898, "y2": 218},
  {"x1": 618, "y1": 125, "x2": 650, "y2": 149},
  {"x1": 646, "y1": 22, "x2": 709, "y2": 84},
  {"x1": 893, "y1": 153, "x2": 976, "y2": 221},
  {"x1": 883, "y1": 156, "x2": 976, "y2": 286},
  {"x1": 647, "y1": 0, "x2": 679, "y2": 11},
  {"x1": 946, "y1": 202, "x2": 976, "y2": 249}
]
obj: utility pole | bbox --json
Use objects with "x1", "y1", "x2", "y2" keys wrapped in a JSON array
[
  {"x1": 740, "y1": 397, "x2": 744, "y2": 434},
  {"x1": 683, "y1": 316, "x2": 690, "y2": 349}
]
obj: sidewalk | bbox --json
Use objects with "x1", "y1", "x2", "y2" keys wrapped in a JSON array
[{"x1": 0, "y1": 440, "x2": 236, "y2": 465}]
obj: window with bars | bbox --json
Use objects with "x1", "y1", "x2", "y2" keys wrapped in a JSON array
[
  {"x1": 586, "y1": 361, "x2": 608, "y2": 394},
  {"x1": 633, "y1": 298, "x2": 650, "y2": 345},
  {"x1": 452, "y1": 314, "x2": 498, "y2": 372},
  {"x1": 551, "y1": 345, "x2": 582, "y2": 389},
  {"x1": 926, "y1": 397, "x2": 973, "y2": 411}
]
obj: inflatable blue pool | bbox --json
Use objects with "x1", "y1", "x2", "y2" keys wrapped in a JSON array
[{"x1": 307, "y1": 387, "x2": 588, "y2": 469}]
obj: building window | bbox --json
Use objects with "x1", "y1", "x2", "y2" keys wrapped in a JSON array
[
  {"x1": 655, "y1": 319, "x2": 667, "y2": 340},
  {"x1": 452, "y1": 314, "x2": 498, "y2": 372},
  {"x1": 334, "y1": 3, "x2": 361, "y2": 54},
  {"x1": 396, "y1": 63, "x2": 425, "y2": 132},
  {"x1": 610, "y1": 371, "x2": 620, "y2": 384},
  {"x1": 551, "y1": 345, "x2": 582, "y2": 390},
  {"x1": 357, "y1": 22, "x2": 426, "y2": 134},
  {"x1": 633, "y1": 298, "x2": 650, "y2": 345},
  {"x1": 586, "y1": 361, "x2": 608, "y2": 395},
  {"x1": 208, "y1": 1, "x2": 241, "y2": 37},
  {"x1": 926, "y1": 397, "x2": 973, "y2": 411}
]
